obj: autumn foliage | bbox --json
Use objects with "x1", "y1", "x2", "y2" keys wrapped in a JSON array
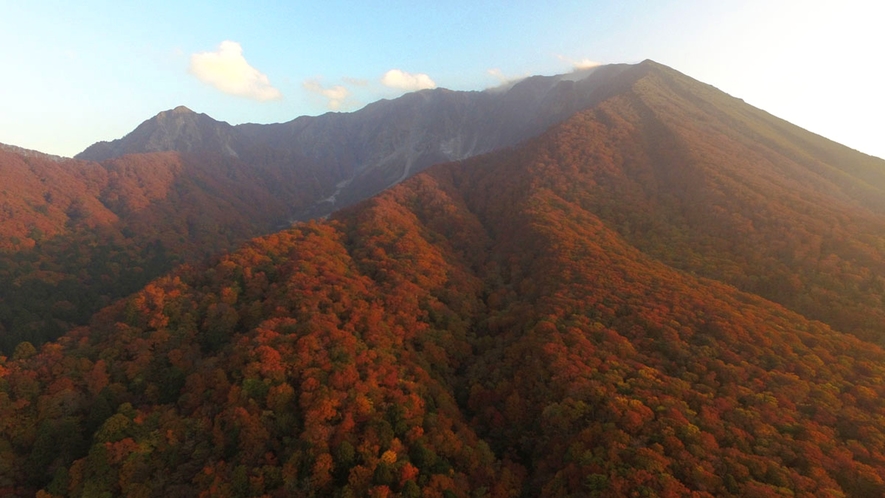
[
  {"x1": 0, "y1": 148, "x2": 319, "y2": 352},
  {"x1": 3, "y1": 61, "x2": 885, "y2": 496}
]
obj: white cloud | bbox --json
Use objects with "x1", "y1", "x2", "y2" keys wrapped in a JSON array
[
  {"x1": 573, "y1": 58, "x2": 602, "y2": 69},
  {"x1": 381, "y1": 69, "x2": 437, "y2": 91},
  {"x1": 484, "y1": 68, "x2": 528, "y2": 91},
  {"x1": 487, "y1": 68, "x2": 507, "y2": 82},
  {"x1": 557, "y1": 55, "x2": 602, "y2": 70},
  {"x1": 189, "y1": 41, "x2": 282, "y2": 101},
  {"x1": 303, "y1": 79, "x2": 352, "y2": 110}
]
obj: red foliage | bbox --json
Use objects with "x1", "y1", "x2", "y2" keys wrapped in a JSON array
[{"x1": 4, "y1": 61, "x2": 885, "y2": 496}]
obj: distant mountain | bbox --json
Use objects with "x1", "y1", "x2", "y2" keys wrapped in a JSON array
[
  {"x1": 76, "y1": 63, "x2": 639, "y2": 219},
  {"x1": 5, "y1": 60, "x2": 885, "y2": 496},
  {"x1": 0, "y1": 143, "x2": 67, "y2": 162},
  {"x1": 77, "y1": 106, "x2": 246, "y2": 160}
]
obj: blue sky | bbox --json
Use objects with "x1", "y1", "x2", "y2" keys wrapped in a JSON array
[{"x1": 1, "y1": 0, "x2": 882, "y2": 159}]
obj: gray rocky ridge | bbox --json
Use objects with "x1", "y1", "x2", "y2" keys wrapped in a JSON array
[{"x1": 77, "y1": 62, "x2": 642, "y2": 220}]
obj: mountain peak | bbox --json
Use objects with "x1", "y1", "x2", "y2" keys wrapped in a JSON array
[
  {"x1": 154, "y1": 105, "x2": 201, "y2": 122},
  {"x1": 75, "y1": 104, "x2": 242, "y2": 161}
]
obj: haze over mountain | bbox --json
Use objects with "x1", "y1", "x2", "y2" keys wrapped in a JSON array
[
  {"x1": 4, "y1": 60, "x2": 885, "y2": 496},
  {"x1": 77, "y1": 63, "x2": 637, "y2": 219}
]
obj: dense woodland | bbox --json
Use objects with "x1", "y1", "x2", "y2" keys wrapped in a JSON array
[
  {"x1": 0, "y1": 148, "x2": 324, "y2": 353},
  {"x1": 3, "y1": 61, "x2": 885, "y2": 496}
]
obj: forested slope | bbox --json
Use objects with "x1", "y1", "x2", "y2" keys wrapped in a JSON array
[
  {"x1": 5, "y1": 60, "x2": 885, "y2": 494},
  {"x1": 0, "y1": 148, "x2": 318, "y2": 352},
  {"x1": 0, "y1": 63, "x2": 640, "y2": 354}
]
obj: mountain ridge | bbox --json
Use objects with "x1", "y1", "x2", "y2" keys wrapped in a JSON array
[
  {"x1": 77, "y1": 106, "x2": 245, "y2": 161},
  {"x1": 0, "y1": 62, "x2": 648, "y2": 352},
  {"x1": 75, "y1": 62, "x2": 642, "y2": 219},
  {"x1": 5, "y1": 59, "x2": 885, "y2": 493},
  {"x1": 0, "y1": 142, "x2": 68, "y2": 162},
  {"x1": 5, "y1": 59, "x2": 885, "y2": 355}
]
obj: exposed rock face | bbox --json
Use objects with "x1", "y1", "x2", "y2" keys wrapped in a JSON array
[{"x1": 76, "y1": 63, "x2": 640, "y2": 219}]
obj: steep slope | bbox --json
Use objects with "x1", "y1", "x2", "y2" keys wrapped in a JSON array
[
  {"x1": 77, "y1": 106, "x2": 248, "y2": 161},
  {"x1": 248, "y1": 63, "x2": 638, "y2": 215},
  {"x1": 0, "y1": 63, "x2": 650, "y2": 353},
  {"x1": 0, "y1": 146, "x2": 322, "y2": 353},
  {"x1": 0, "y1": 146, "x2": 118, "y2": 250},
  {"x1": 500, "y1": 60, "x2": 885, "y2": 343},
  {"x1": 77, "y1": 64, "x2": 639, "y2": 219},
  {"x1": 5, "y1": 64, "x2": 885, "y2": 496}
]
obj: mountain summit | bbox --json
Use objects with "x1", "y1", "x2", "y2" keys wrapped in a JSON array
[
  {"x1": 169, "y1": 105, "x2": 195, "y2": 114},
  {"x1": 76, "y1": 106, "x2": 245, "y2": 161}
]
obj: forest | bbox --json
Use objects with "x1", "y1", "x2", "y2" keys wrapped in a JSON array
[
  {"x1": 3, "y1": 61, "x2": 885, "y2": 496},
  {"x1": 0, "y1": 148, "x2": 323, "y2": 353}
]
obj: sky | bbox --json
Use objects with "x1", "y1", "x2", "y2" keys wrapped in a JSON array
[{"x1": 0, "y1": 0, "x2": 882, "y2": 159}]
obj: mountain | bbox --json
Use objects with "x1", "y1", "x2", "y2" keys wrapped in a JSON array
[
  {"x1": 0, "y1": 63, "x2": 646, "y2": 353},
  {"x1": 77, "y1": 63, "x2": 638, "y2": 219},
  {"x1": 77, "y1": 106, "x2": 246, "y2": 160},
  {"x1": 544, "y1": 61, "x2": 885, "y2": 344},
  {"x1": 4, "y1": 60, "x2": 885, "y2": 496},
  {"x1": 0, "y1": 145, "x2": 324, "y2": 353}
]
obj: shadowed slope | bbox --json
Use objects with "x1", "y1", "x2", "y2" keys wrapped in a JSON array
[{"x1": 0, "y1": 147, "x2": 321, "y2": 352}]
